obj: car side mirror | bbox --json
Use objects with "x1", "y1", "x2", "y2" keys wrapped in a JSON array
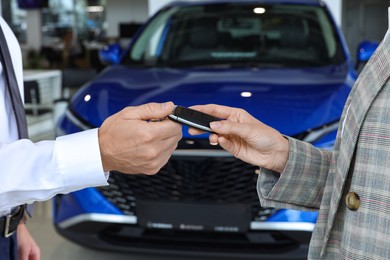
[
  {"x1": 98, "y1": 43, "x2": 122, "y2": 65},
  {"x1": 355, "y1": 40, "x2": 379, "y2": 71}
]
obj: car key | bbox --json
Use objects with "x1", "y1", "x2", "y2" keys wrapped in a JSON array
[{"x1": 168, "y1": 105, "x2": 221, "y2": 133}]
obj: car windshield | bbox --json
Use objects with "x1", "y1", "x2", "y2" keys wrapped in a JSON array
[{"x1": 124, "y1": 3, "x2": 345, "y2": 68}]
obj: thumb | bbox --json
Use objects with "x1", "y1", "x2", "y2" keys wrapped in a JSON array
[
  {"x1": 129, "y1": 102, "x2": 174, "y2": 120},
  {"x1": 210, "y1": 120, "x2": 254, "y2": 139}
]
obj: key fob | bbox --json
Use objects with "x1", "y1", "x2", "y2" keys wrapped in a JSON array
[{"x1": 168, "y1": 105, "x2": 220, "y2": 133}]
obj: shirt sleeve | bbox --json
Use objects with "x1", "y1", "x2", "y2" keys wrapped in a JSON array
[
  {"x1": 257, "y1": 137, "x2": 332, "y2": 211},
  {"x1": 0, "y1": 128, "x2": 108, "y2": 213}
]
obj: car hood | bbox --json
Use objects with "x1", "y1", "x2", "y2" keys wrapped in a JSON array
[{"x1": 70, "y1": 65, "x2": 353, "y2": 136}]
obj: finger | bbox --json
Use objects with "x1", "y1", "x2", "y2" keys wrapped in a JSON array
[
  {"x1": 210, "y1": 120, "x2": 255, "y2": 139},
  {"x1": 148, "y1": 119, "x2": 182, "y2": 140},
  {"x1": 217, "y1": 136, "x2": 235, "y2": 153},
  {"x1": 31, "y1": 250, "x2": 40, "y2": 260},
  {"x1": 209, "y1": 133, "x2": 219, "y2": 145},
  {"x1": 145, "y1": 139, "x2": 179, "y2": 174},
  {"x1": 189, "y1": 104, "x2": 239, "y2": 120},
  {"x1": 161, "y1": 124, "x2": 183, "y2": 141},
  {"x1": 159, "y1": 136, "x2": 180, "y2": 154},
  {"x1": 18, "y1": 249, "x2": 28, "y2": 260},
  {"x1": 188, "y1": 127, "x2": 205, "y2": 136},
  {"x1": 125, "y1": 102, "x2": 175, "y2": 120}
]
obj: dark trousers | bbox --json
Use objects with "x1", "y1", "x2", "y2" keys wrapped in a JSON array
[{"x1": 0, "y1": 233, "x2": 17, "y2": 260}]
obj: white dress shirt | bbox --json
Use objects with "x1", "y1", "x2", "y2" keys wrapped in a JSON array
[{"x1": 0, "y1": 17, "x2": 108, "y2": 216}]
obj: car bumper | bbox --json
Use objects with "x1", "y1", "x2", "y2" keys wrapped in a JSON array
[{"x1": 55, "y1": 211, "x2": 313, "y2": 259}]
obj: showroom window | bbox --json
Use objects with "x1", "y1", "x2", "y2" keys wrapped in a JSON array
[
  {"x1": 3, "y1": 0, "x2": 106, "y2": 43},
  {"x1": 2, "y1": 0, "x2": 106, "y2": 69}
]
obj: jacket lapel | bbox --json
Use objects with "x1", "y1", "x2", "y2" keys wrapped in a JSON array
[
  {"x1": 324, "y1": 35, "x2": 390, "y2": 244},
  {"x1": 337, "y1": 36, "x2": 390, "y2": 179}
]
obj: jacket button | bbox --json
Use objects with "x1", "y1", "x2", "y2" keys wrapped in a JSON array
[{"x1": 345, "y1": 192, "x2": 360, "y2": 211}]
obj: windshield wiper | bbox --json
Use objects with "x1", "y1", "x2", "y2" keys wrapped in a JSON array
[
  {"x1": 165, "y1": 60, "x2": 286, "y2": 69},
  {"x1": 277, "y1": 59, "x2": 329, "y2": 67},
  {"x1": 228, "y1": 61, "x2": 285, "y2": 68}
]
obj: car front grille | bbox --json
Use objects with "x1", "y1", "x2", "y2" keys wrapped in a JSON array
[{"x1": 97, "y1": 140, "x2": 276, "y2": 222}]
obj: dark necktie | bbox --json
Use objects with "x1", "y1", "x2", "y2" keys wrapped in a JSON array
[
  {"x1": 0, "y1": 24, "x2": 32, "y2": 216},
  {"x1": 0, "y1": 25, "x2": 28, "y2": 139}
]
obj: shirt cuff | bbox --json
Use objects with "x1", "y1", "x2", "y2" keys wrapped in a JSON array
[{"x1": 55, "y1": 128, "x2": 108, "y2": 190}]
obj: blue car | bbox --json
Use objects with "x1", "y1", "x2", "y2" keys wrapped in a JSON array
[{"x1": 54, "y1": 0, "x2": 376, "y2": 258}]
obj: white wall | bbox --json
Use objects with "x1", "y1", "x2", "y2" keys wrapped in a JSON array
[
  {"x1": 323, "y1": 0, "x2": 342, "y2": 26},
  {"x1": 104, "y1": 0, "x2": 173, "y2": 38},
  {"x1": 106, "y1": 0, "x2": 149, "y2": 38},
  {"x1": 26, "y1": 10, "x2": 42, "y2": 51},
  {"x1": 148, "y1": 0, "x2": 172, "y2": 16}
]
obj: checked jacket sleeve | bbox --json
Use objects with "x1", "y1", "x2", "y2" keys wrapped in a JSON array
[{"x1": 257, "y1": 136, "x2": 332, "y2": 211}]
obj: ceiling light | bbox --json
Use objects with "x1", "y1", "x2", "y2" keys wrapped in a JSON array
[
  {"x1": 253, "y1": 7, "x2": 266, "y2": 14},
  {"x1": 87, "y1": 6, "x2": 104, "y2": 12}
]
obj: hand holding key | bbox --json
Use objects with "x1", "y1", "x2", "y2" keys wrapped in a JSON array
[{"x1": 188, "y1": 104, "x2": 289, "y2": 173}]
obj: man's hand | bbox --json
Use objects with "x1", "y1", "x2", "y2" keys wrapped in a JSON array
[
  {"x1": 189, "y1": 104, "x2": 289, "y2": 173},
  {"x1": 98, "y1": 102, "x2": 182, "y2": 174},
  {"x1": 17, "y1": 223, "x2": 40, "y2": 260}
]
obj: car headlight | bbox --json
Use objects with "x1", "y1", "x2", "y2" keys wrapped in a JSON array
[
  {"x1": 292, "y1": 120, "x2": 339, "y2": 150},
  {"x1": 56, "y1": 108, "x2": 93, "y2": 137},
  {"x1": 302, "y1": 120, "x2": 339, "y2": 143}
]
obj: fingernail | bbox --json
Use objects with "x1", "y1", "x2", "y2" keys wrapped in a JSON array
[
  {"x1": 210, "y1": 121, "x2": 221, "y2": 129},
  {"x1": 210, "y1": 142, "x2": 218, "y2": 146}
]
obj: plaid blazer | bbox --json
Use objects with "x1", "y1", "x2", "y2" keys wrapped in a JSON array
[{"x1": 258, "y1": 34, "x2": 390, "y2": 259}]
